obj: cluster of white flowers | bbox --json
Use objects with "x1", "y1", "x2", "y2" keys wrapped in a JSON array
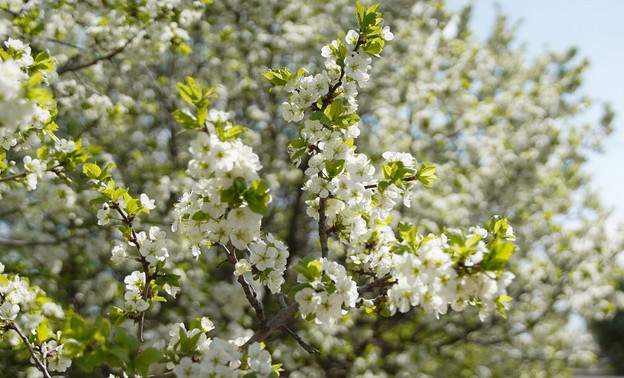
[
  {"x1": 0, "y1": 267, "x2": 34, "y2": 322},
  {"x1": 123, "y1": 271, "x2": 149, "y2": 313},
  {"x1": 294, "y1": 258, "x2": 359, "y2": 324},
  {"x1": 386, "y1": 232, "x2": 515, "y2": 320},
  {"x1": 38, "y1": 339, "x2": 72, "y2": 372},
  {"x1": 137, "y1": 226, "x2": 169, "y2": 265},
  {"x1": 282, "y1": 72, "x2": 334, "y2": 122},
  {"x1": 172, "y1": 122, "x2": 264, "y2": 256},
  {"x1": 168, "y1": 319, "x2": 276, "y2": 378},
  {"x1": 236, "y1": 232, "x2": 290, "y2": 294}
]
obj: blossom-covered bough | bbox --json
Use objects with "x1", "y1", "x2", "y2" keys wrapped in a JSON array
[
  {"x1": 5, "y1": 0, "x2": 618, "y2": 376},
  {"x1": 0, "y1": 2, "x2": 517, "y2": 376}
]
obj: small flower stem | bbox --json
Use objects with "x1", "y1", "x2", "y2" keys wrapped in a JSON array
[
  {"x1": 110, "y1": 203, "x2": 150, "y2": 342},
  {"x1": 8, "y1": 322, "x2": 52, "y2": 378}
]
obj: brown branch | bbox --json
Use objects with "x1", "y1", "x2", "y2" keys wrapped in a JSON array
[
  {"x1": 6, "y1": 322, "x2": 51, "y2": 378},
  {"x1": 281, "y1": 325, "x2": 320, "y2": 354},
  {"x1": 240, "y1": 302, "x2": 299, "y2": 350},
  {"x1": 222, "y1": 244, "x2": 267, "y2": 326},
  {"x1": 0, "y1": 164, "x2": 64, "y2": 183},
  {"x1": 57, "y1": 39, "x2": 132, "y2": 75},
  {"x1": 357, "y1": 273, "x2": 393, "y2": 294},
  {"x1": 110, "y1": 202, "x2": 150, "y2": 342},
  {"x1": 147, "y1": 372, "x2": 175, "y2": 378}
]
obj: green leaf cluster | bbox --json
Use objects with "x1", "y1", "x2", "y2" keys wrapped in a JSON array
[
  {"x1": 482, "y1": 216, "x2": 516, "y2": 271},
  {"x1": 415, "y1": 163, "x2": 439, "y2": 188},
  {"x1": 63, "y1": 312, "x2": 161, "y2": 375},
  {"x1": 355, "y1": 2, "x2": 386, "y2": 56},
  {"x1": 173, "y1": 76, "x2": 217, "y2": 129},
  {"x1": 261, "y1": 67, "x2": 307, "y2": 87},
  {"x1": 309, "y1": 99, "x2": 360, "y2": 130},
  {"x1": 379, "y1": 161, "x2": 415, "y2": 192},
  {"x1": 292, "y1": 257, "x2": 322, "y2": 282},
  {"x1": 221, "y1": 177, "x2": 271, "y2": 216},
  {"x1": 83, "y1": 162, "x2": 153, "y2": 216}
]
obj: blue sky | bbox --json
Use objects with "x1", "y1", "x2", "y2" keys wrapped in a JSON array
[{"x1": 445, "y1": 0, "x2": 624, "y2": 231}]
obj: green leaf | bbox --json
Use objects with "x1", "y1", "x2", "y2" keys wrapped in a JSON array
[
  {"x1": 326, "y1": 99, "x2": 345, "y2": 122},
  {"x1": 117, "y1": 225, "x2": 133, "y2": 240},
  {"x1": 310, "y1": 110, "x2": 331, "y2": 126},
  {"x1": 377, "y1": 180, "x2": 391, "y2": 193},
  {"x1": 325, "y1": 159, "x2": 345, "y2": 178},
  {"x1": 36, "y1": 322, "x2": 50, "y2": 344},
  {"x1": 221, "y1": 188, "x2": 242, "y2": 208},
  {"x1": 178, "y1": 328, "x2": 203, "y2": 353},
  {"x1": 356, "y1": 1, "x2": 366, "y2": 25},
  {"x1": 216, "y1": 124, "x2": 248, "y2": 141},
  {"x1": 25, "y1": 87, "x2": 54, "y2": 104},
  {"x1": 262, "y1": 67, "x2": 299, "y2": 87},
  {"x1": 382, "y1": 164, "x2": 393, "y2": 180},
  {"x1": 289, "y1": 137, "x2": 307, "y2": 149},
  {"x1": 292, "y1": 257, "x2": 323, "y2": 282},
  {"x1": 415, "y1": 163, "x2": 438, "y2": 188},
  {"x1": 172, "y1": 109, "x2": 198, "y2": 128},
  {"x1": 363, "y1": 40, "x2": 383, "y2": 55},
  {"x1": 398, "y1": 222, "x2": 417, "y2": 244},
  {"x1": 244, "y1": 179, "x2": 271, "y2": 216},
  {"x1": 482, "y1": 240, "x2": 515, "y2": 271},
  {"x1": 496, "y1": 295, "x2": 513, "y2": 318},
  {"x1": 83, "y1": 163, "x2": 102, "y2": 179},
  {"x1": 233, "y1": 177, "x2": 247, "y2": 192},
  {"x1": 177, "y1": 82, "x2": 195, "y2": 104},
  {"x1": 125, "y1": 198, "x2": 140, "y2": 215}
]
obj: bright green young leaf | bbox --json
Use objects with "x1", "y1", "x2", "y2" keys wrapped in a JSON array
[
  {"x1": 172, "y1": 109, "x2": 198, "y2": 128},
  {"x1": 325, "y1": 159, "x2": 345, "y2": 178},
  {"x1": 83, "y1": 163, "x2": 102, "y2": 179}
]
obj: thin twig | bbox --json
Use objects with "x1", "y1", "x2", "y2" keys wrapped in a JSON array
[
  {"x1": 7, "y1": 322, "x2": 52, "y2": 378},
  {"x1": 223, "y1": 243, "x2": 267, "y2": 326},
  {"x1": 0, "y1": 164, "x2": 64, "y2": 183},
  {"x1": 357, "y1": 273, "x2": 393, "y2": 294},
  {"x1": 240, "y1": 302, "x2": 299, "y2": 351},
  {"x1": 110, "y1": 202, "x2": 150, "y2": 342},
  {"x1": 275, "y1": 292, "x2": 319, "y2": 353},
  {"x1": 281, "y1": 325, "x2": 320, "y2": 354},
  {"x1": 146, "y1": 372, "x2": 175, "y2": 378},
  {"x1": 57, "y1": 39, "x2": 132, "y2": 75}
]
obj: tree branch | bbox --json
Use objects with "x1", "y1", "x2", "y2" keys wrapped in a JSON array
[
  {"x1": 7, "y1": 322, "x2": 51, "y2": 378},
  {"x1": 281, "y1": 325, "x2": 320, "y2": 354},
  {"x1": 357, "y1": 273, "x2": 393, "y2": 294},
  {"x1": 240, "y1": 302, "x2": 299, "y2": 351},
  {"x1": 223, "y1": 244, "x2": 267, "y2": 326},
  {"x1": 57, "y1": 39, "x2": 132, "y2": 75}
]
